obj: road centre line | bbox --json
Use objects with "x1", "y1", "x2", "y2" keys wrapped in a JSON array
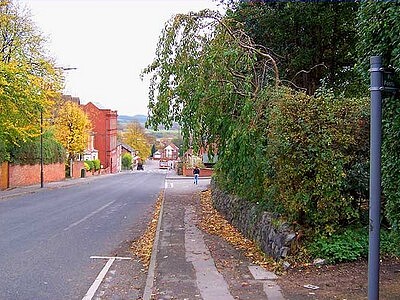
[
  {"x1": 64, "y1": 200, "x2": 116, "y2": 231},
  {"x1": 82, "y1": 257, "x2": 116, "y2": 300}
]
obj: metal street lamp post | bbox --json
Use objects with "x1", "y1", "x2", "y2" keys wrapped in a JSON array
[
  {"x1": 40, "y1": 110, "x2": 44, "y2": 188},
  {"x1": 40, "y1": 66, "x2": 77, "y2": 187}
]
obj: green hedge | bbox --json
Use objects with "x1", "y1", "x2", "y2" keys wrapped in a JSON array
[
  {"x1": 266, "y1": 88, "x2": 369, "y2": 232},
  {"x1": 9, "y1": 131, "x2": 65, "y2": 165},
  {"x1": 382, "y1": 96, "x2": 400, "y2": 231},
  {"x1": 215, "y1": 87, "x2": 370, "y2": 234}
]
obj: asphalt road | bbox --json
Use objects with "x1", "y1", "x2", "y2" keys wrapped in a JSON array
[{"x1": 0, "y1": 164, "x2": 166, "y2": 299}]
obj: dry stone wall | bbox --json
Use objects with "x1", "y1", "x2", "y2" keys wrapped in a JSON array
[{"x1": 211, "y1": 180, "x2": 296, "y2": 261}]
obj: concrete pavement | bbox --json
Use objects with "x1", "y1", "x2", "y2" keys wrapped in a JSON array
[{"x1": 145, "y1": 172, "x2": 285, "y2": 300}]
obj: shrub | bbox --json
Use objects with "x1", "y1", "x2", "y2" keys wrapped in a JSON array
[
  {"x1": 93, "y1": 159, "x2": 101, "y2": 171},
  {"x1": 122, "y1": 153, "x2": 132, "y2": 170},
  {"x1": 85, "y1": 160, "x2": 94, "y2": 171},
  {"x1": 308, "y1": 228, "x2": 368, "y2": 263},
  {"x1": 265, "y1": 88, "x2": 369, "y2": 233},
  {"x1": 308, "y1": 227, "x2": 400, "y2": 263},
  {"x1": 84, "y1": 161, "x2": 90, "y2": 171},
  {"x1": 381, "y1": 229, "x2": 400, "y2": 257}
]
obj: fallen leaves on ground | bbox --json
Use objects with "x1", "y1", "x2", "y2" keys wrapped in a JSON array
[
  {"x1": 199, "y1": 189, "x2": 276, "y2": 270},
  {"x1": 131, "y1": 192, "x2": 163, "y2": 269}
]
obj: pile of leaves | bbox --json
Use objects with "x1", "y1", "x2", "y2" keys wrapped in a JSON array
[
  {"x1": 199, "y1": 189, "x2": 276, "y2": 271},
  {"x1": 131, "y1": 192, "x2": 163, "y2": 269}
]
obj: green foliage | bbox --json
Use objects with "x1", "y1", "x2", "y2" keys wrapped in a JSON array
[
  {"x1": 84, "y1": 159, "x2": 100, "y2": 172},
  {"x1": 381, "y1": 229, "x2": 400, "y2": 257},
  {"x1": 356, "y1": 2, "x2": 400, "y2": 231},
  {"x1": 0, "y1": 1, "x2": 63, "y2": 160},
  {"x1": 308, "y1": 228, "x2": 368, "y2": 263},
  {"x1": 122, "y1": 153, "x2": 133, "y2": 170},
  {"x1": 93, "y1": 159, "x2": 101, "y2": 171},
  {"x1": 230, "y1": 1, "x2": 359, "y2": 95},
  {"x1": 0, "y1": 141, "x2": 9, "y2": 163},
  {"x1": 308, "y1": 228, "x2": 400, "y2": 263},
  {"x1": 150, "y1": 144, "x2": 157, "y2": 157},
  {"x1": 85, "y1": 160, "x2": 94, "y2": 171},
  {"x1": 144, "y1": 9, "x2": 372, "y2": 236},
  {"x1": 382, "y1": 96, "x2": 400, "y2": 231},
  {"x1": 356, "y1": 2, "x2": 400, "y2": 74},
  {"x1": 9, "y1": 130, "x2": 65, "y2": 165},
  {"x1": 142, "y1": 9, "x2": 278, "y2": 153},
  {"x1": 265, "y1": 88, "x2": 369, "y2": 232}
]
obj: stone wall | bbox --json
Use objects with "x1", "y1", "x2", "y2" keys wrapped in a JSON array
[{"x1": 211, "y1": 181, "x2": 296, "y2": 261}]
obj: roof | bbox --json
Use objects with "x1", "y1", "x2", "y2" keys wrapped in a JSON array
[
  {"x1": 118, "y1": 142, "x2": 135, "y2": 153},
  {"x1": 165, "y1": 143, "x2": 179, "y2": 151}
]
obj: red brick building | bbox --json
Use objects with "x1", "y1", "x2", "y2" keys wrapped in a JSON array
[{"x1": 82, "y1": 102, "x2": 118, "y2": 173}]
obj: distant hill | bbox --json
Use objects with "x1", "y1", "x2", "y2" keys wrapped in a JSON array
[
  {"x1": 118, "y1": 114, "x2": 147, "y2": 125},
  {"x1": 118, "y1": 114, "x2": 181, "y2": 134}
]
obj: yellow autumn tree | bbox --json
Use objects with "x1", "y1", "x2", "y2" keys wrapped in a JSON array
[
  {"x1": 0, "y1": 1, "x2": 63, "y2": 162},
  {"x1": 122, "y1": 121, "x2": 152, "y2": 160},
  {"x1": 54, "y1": 101, "x2": 92, "y2": 160}
]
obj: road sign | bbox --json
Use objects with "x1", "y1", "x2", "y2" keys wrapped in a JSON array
[{"x1": 381, "y1": 66, "x2": 398, "y2": 94}]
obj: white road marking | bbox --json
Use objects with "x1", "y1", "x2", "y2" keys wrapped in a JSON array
[
  {"x1": 90, "y1": 256, "x2": 131, "y2": 260},
  {"x1": 64, "y1": 200, "x2": 116, "y2": 231},
  {"x1": 164, "y1": 181, "x2": 173, "y2": 189},
  {"x1": 82, "y1": 257, "x2": 115, "y2": 300}
]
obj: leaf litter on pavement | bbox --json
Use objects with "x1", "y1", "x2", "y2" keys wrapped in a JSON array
[
  {"x1": 131, "y1": 189, "x2": 276, "y2": 272},
  {"x1": 131, "y1": 192, "x2": 163, "y2": 270},
  {"x1": 199, "y1": 189, "x2": 276, "y2": 271}
]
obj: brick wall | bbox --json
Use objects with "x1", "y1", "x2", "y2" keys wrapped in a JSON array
[
  {"x1": 9, "y1": 163, "x2": 65, "y2": 188},
  {"x1": 72, "y1": 161, "x2": 97, "y2": 178},
  {"x1": 0, "y1": 162, "x2": 8, "y2": 190},
  {"x1": 182, "y1": 165, "x2": 213, "y2": 177},
  {"x1": 71, "y1": 161, "x2": 85, "y2": 179}
]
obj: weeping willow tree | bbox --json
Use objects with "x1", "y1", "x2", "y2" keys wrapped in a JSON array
[{"x1": 142, "y1": 9, "x2": 279, "y2": 154}]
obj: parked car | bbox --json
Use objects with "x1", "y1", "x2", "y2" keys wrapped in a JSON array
[{"x1": 159, "y1": 159, "x2": 169, "y2": 169}]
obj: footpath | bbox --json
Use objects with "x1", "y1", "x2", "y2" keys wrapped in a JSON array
[
  {"x1": 0, "y1": 173, "x2": 107, "y2": 201},
  {"x1": 144, "y1": 173, "x2": 285, "y2": 300}
]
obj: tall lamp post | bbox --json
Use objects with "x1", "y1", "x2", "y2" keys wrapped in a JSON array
[
  {"x1": 40, "y1": 110, "x2": 44, "y2": 188},
  {"x1": 40, "y1": 66, "x2": 77, "y2": 188}
]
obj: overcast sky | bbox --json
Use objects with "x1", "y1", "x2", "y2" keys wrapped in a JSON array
[{"x1": 19, "y1": 0, "x2": 225, "y2": 116}]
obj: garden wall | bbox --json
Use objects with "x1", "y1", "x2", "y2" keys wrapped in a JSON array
[
  {"x1": 211, "y1": 180, "x2": 297, "y2": 261},
  {"x1": 9, "y1": 163, "x2": 65, "y2": 188},
  {"x1": 182, "y1": 165, "x2": 213, "y2": 177}
]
